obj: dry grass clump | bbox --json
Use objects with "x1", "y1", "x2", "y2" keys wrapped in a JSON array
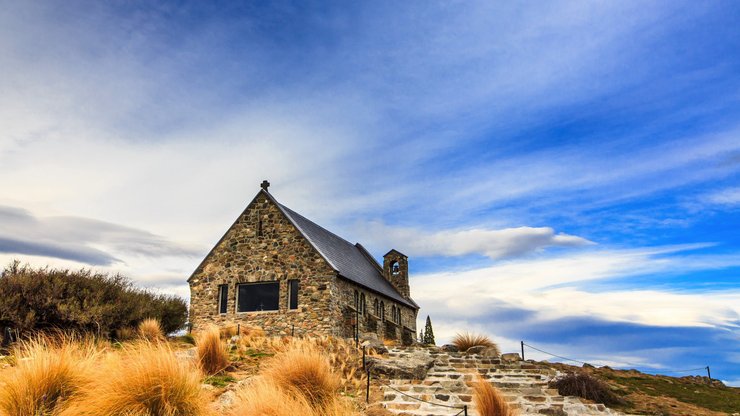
[
  {"x1": 138, "y1": 318, "x2": 164, "y2": 342},
  {"x1": 231, "y1": 342, "x2": 358, "y2": 415},
  {"x1": 473, "y1": 376, "x2": 516, "y2": 416},
  {"x1": 550, "y1": 372, "x2": 625, "y2": 406},
  {"x1": 64, "y1": 342, "x2": 209, "y2": 416},
  {"x1": 262, "y1": 345, "x2": 341, "y2": 407},
  {"x1": 229, "y1": 378, "x2": 314, "y2": 415},
  {"x1": 235, "y1": 333, "x2": 366, "y2": 394},
  {"x1": 221, "y1": 324, "x2": 264, "y2": 341},
  {"x1": 196, "y1": 326, "x2": 230, "y2": 376},
  {"x1": 452, "y1": 332, "x2": 499, "y2": 353},
  {"x1": 115, "y1": 326, "x2": 136, "y2": 342},
  {"x1": 382, "y1": 339, "x2": 398, "y2": 347},
  {"x1": 0, "y1": 334, "x2": 99, "y2": 416}
]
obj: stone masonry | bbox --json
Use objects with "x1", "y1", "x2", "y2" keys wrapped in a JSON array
[
  {"x1": 188, "y1": 184, "x2": 418, "y2": 341},
  {"x1": 376, "y1": 347, "x2": 632, "y2": 416}
]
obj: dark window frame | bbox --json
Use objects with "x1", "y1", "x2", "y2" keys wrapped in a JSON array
[
  {"x1": 236, "y1": 281, "x2": 280, "y2": 313},
  {"x1": 288, "y1": 279, "x2": 299, "y2": 310},
  {"x1": 217, "y1": 284, "x2": 228, "y2": 314}
]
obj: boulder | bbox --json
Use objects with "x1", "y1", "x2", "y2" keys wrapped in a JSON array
[
  {"x1": 466, "y1": 345, "x2": 500, "y2": 357},
  {"x1": 363, "y1": 333, "x2": 380, "y2": 343},
  {"x1": 367, "y1": 351, "x2": 435, "y2": 379},
  {"x1": 362, "y1": 339, "x2": 388, "y2": 355},
  {"x1": 440, "y1": 344, "x2": 459, "y2": 352},
  {"x1": 501, "y1": 353, "x2": 521, "y2": 362},
  {"x1": 218, "y1": 390, "x2": 236, "y2": 409}
]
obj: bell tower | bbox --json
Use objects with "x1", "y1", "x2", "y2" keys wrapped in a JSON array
[{"x1": 383, "y1": 249, "x2": 410, "y2": 299}]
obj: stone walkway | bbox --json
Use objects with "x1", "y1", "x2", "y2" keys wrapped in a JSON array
[{"x1": 377, "y1": 347, "x2": 628, "y2": 416}]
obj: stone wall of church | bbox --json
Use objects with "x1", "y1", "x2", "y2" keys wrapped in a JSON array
[
  {"x1": 188, "y1": 192, "x2": 338, "y2": 337},
  {"x1": 333, "y1": 278, "x2": 418, "y2": 344}
]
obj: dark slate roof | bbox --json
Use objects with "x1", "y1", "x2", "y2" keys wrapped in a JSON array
[{"x1": 266, "y1": 192, "x2": 418, "y2": 309}]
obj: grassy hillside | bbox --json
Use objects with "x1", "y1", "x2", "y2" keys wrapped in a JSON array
[{"x1": 548, "y1": 362, "x2": 740, "y2": 415}]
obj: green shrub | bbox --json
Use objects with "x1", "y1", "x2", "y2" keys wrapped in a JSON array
[{"x1": 0, "y1": 261, "x2": 187, "y2": 337}]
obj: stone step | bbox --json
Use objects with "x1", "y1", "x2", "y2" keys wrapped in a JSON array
[{"x1": 379, "y1": 347, "x2": 626, "y2": 416}]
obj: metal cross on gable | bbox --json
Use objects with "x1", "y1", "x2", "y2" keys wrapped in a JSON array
[{"x1": 260, "y1": 180, "x2": 270, "y2": 191}]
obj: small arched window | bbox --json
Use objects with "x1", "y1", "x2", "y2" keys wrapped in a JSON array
[
  {"x1": 390, "y1": 261, "x2": 400, "y2": 276},
  {"x1": 380, "y1": 301, "x2": 385, "y2": 321},
  {"x1": 373, "y1": 299, "x2": 379, "y2": 316},
  {"x1": 360, "y1": 293, "x2": 366, "y2": 315},
  {"x1": 354, "y1": 290, "x2": 359, "y2": 310}
]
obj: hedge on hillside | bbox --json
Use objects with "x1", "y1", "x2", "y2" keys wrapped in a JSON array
[{"x1": 0, "y1": 262, "x2": 187, "y2": 336}]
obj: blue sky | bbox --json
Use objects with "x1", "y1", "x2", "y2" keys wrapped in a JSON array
[{"x1": 1, "y1": 1, "x2": 739, "y2": 384}]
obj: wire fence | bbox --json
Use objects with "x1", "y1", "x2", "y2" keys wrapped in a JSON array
[{"x1": 520, "y1": 341, "x2": 712, "y2": 379}]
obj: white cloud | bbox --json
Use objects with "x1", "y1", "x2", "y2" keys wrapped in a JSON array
[
  {"x1": 0, "y1": 205, "x2": 202, "y2": 265},
  {"x1": 412, "y1": 244, "x2": 740, "y2": 329},
  {"x1": 704, "y1": 187, "x2": 740, "y2": 206},
  {"x1": 354, "y1": 222, "x2": 592, "y2": 259}
]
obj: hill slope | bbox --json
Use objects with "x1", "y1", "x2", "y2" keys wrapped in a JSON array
[{"x1": 547, "y1": 362, "x2": 740, "y2": 415}]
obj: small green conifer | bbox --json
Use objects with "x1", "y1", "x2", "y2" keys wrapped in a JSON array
[{"x1": 423, "y1": 315, "x2": 435, "y2": 345}]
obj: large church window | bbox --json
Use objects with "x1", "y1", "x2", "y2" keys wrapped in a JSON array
[
  {"x1": 218, "y1": 284, "x2": 228, "y2": 314},
  {"x1": 237, "y1": 282, "x2": 279, "y2": 312}
]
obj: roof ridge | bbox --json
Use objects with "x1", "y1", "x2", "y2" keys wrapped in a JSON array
[
  {"x1": 277, "y1": 203, "x2": 357, "y2": 248},
  {"x1": 261, "y1": 192, "x2": 341, "y2": 272},
  {"x1": 355, "y1": 242, "x2": 384, "y2": 273}
]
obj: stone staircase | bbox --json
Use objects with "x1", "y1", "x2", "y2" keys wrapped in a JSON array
[{"x1": 377, "y1": 347, "x2": 626, "y2": 416}]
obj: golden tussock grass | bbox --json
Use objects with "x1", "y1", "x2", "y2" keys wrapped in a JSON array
[
  {"x1": 452, "y1": 332, "x2": 499, "y2": 353},
  {"x1": 236, "y1": 334, "x2": 367, "y2": 394},
  {"x1": 62, "y1": 342, "x2": 210, "y2": 416},
  {"x1": 382, "y1": 339, "x2": 398, "y2": 347},
  {"x1": 0, "y1": 334, "x2": 99, "y2": 416},
  {"x1": 473, "y1": 376, "x2": 516, "y2": 416},
  {"x1": 231, "y1": 345, "x2": 359, "y2": 416},
  {"x1": 229, "y1": 378, "x2": 314, "y2": 416},
  {"x1": 115, "y1": 326, "x2": 137, "y2": 342},
  {"x1": 138, "y1": 318, "x2": 164, "y2": 342},
  {"x1": 196, "y1": 326, "x2": 229, "y2": 376},
  {"x1": 221, "y1": 324, "x2": 265, "y2": 342},
  {"x1": 261, "y1": 345, "x2": 341, "y2": 408}
]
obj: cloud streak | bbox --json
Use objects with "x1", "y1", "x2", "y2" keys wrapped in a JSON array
[
  {"x1": 703, "y1": 187, "x2": 740, "y2": 206},
  {"x1": 413, "y1": 244, "x2": 740, "y2": 329},
  {"x1": 0, "y1": 205, "x2": 201, "y2": 266},
  {"x1": 355, "y1": 222, "x2": 592, "y2": 259}
]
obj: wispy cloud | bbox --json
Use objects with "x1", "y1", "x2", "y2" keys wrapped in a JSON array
[
  {"x1": 703, "y1": 187, "x2": 740, "y2": 206},
  {"x1": 0, "y1": 205, "x2": 201, "y2": 265},
  {"x1": 413, "y1": 244, "x2": 740, "y2": 328},
  {"x1": 354, "y1": 222, "x2": 592, "y2": 259}
]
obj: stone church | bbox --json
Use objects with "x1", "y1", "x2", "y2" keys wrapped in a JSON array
[{"x1": 188, "y1": 181, "x2": 419, "y2": 344}]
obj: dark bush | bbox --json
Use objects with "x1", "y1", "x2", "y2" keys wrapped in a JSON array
[
  {"x1": 0, "y1": 261, "x2": 187, "y2": 337},
  {"x1": 550, "y1": 372, "x2": 626, "y2": 406}
]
